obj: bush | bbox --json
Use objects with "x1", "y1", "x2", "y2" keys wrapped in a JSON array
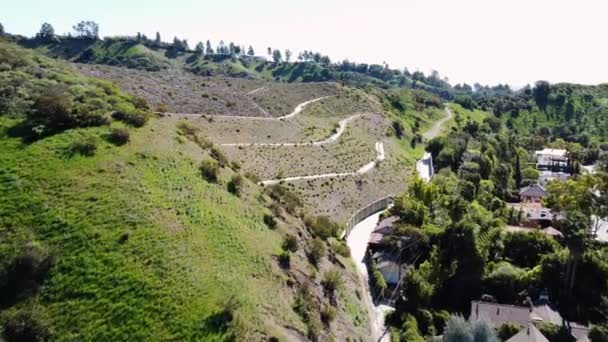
[
  {"x1": 210, "y1": 146, "x2": 228, "y2": 167},
  {"x1": 497, "y1": 322, "x2": 520, "y2": 341},
  {"x1": 263, "y1": 214, "x2": 277, "y2": 229},
  {"x1": 0, "y1": 244, "x2": 53, "y2": 307},
  {"x1": 331, "y1": 240, "x2": 350, "y2": 257},
  {"x1": 278, "y1": 251, "x2": 290, "y2": 268},
  {"x1": 590, "y1": 325, "x2": 608, "y2": 342},
  {"x1": 400, "y1": 314, "x2": 425, "y2": 342},
  {"x1": 199, "y1": 159, "x2": 219, "y2": 182},
  {"x1": 29, "y1": 86, "x2": 74, "y2": 130},
  {"x1": 107, "y1": 127, "x2": 130, "y2": 145},
  {"x1": 227, "y1": 174, "x2": 244, "y2": 196},
  {"x1": 432, "y1": 310, "x2": 451, "y2": 335},
  {"x1": 415, "y1": 309, "x2": 435, "y2": 336},
  {"x1": 111, "y1": 110, "x2": 148, "y2": 127},
  {"x1": 305, "y1": 216, "x2": 341, "y2": 240},
  {"x1": 321, "y1": 269, "x2": 343, "y2": 296},
  {"x1": 282, "y1": 234, "x2": 298, "y2": 252},
  {"x1": 244, "y1": 172, "x2": 260, "y2": 184},
  {"x1": 3, "y1": 310, "x2": 50, "y2": 342},
  {"x1": 307, "y1": 238, "x2": 325, "y2": 266},
  {"x1": 266, "y1": 184, "x2": 302, "y2": 214},
  {"x1": 320, "y1": 304, "x2": 336, "y2": 326},
  {"x1": 534, "y1": 322, "x2": 575, "y2": 342},
  {"x1": 68, "y1": 136, "x2": 97, "y2": 156}
]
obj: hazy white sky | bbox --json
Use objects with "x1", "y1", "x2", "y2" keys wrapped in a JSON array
[{"x1": 3, "y1": 0, "x2": 608, "y2": 86}]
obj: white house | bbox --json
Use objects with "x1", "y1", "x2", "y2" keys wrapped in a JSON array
[{"x1": 535, "y1": 148, "x2": 568, "y2": 168}]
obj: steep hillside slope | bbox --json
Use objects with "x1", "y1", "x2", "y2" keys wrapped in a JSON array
[{"x1": 0, "y1": 39, "x2": 370, "y2": 341}]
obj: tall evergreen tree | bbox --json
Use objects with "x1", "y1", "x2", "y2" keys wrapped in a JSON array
[
  {"x1": 195, "y1": 42, "x2": 205, "y2": 53},
  {"x1": 247, "y1": 45, "x2": 255, "y2": 56},
  {"x1": 205, "y1": 40, "x2": 213, "y2": 54},
  {"x1": 284, "y1": 49, "x2": 292, "y2": 63},
  {"x1": 272, "y1": 49, "x2": 282, "y2": 64},
  {"x1": 154, "y1": 32, "x2": 161, "y2": 46},
  {"x1": 37, "y1": 22, "x2": 55, "y2": 41}
]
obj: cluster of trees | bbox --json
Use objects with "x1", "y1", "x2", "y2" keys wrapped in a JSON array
[{"x1": 384, "y1": 112, "x2": 608, "y2": 341}]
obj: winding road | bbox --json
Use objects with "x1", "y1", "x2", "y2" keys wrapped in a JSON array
[{"x1": 423, "y1": 107, "x2": 453, "y2": 140}]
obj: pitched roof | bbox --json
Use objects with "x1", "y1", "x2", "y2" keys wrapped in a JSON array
[
  {"x1": 469, "y1": 301, "x2": 531, "y2": 327},
  {"x1": 507, "y1": 324, "x2": 549, "y2": 342},
  {"x1": 519, "y1": 184, "x2": 548, "y2": 197},
  {"x1": 369, "y1": 216, "x2": 399, "y2": 245}
]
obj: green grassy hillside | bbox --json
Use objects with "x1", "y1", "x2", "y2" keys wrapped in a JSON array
[{"x1": 0, "y1": 39, "x2": 370, "y2": 341}]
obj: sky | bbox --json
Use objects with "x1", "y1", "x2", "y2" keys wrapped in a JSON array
[{"x1": 3, "y1": 0, "x2": 608, "y2": 87}]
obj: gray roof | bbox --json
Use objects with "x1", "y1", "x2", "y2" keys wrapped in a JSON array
[
  {"x1": 369, "y1": 216, "x2": 399, "y2": 244},
  {"x1": 470, "y1": 301, "x2": 531, "y2": 327},
  {"x1": 507, "y1": 324, "x2": 549, "y2": 342},
  {"x1": 519, "y1": 184, "x2": 549, "y2": 198}
]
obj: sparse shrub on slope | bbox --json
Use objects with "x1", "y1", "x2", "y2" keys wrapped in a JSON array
[
  {"x1": 2, "y1": 309, "x2": 50, "y2": 342},
  {"x1": 227, "y1": 174, "x2": 244, "y2": 196},
  {"x1": 199, "y1": 159, "x2": 219, "y2": 182},
  {"x1": 67, "y1": 135, "x2": 98, "y2": 156},
  {"x1": 282, "y1": 234, "x2": 298, "y2": 252},
  {"x1": 321, "y1": 268, "x2": 343, "y2": 297},
  {"x1": 307, "y1": 237, "x2": 325, "y2": 266},
  {"x1": 305, "y1": 215, "x2": 340, "y2": 240},
  {"x1": 107, "y1": 127, "x2": 130, "y2": 145}
]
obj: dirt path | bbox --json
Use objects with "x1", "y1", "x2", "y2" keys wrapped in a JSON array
[
  {"x1": 220, "y1": 114, "x2": 364, "y2": 147},
  {"x1": 259, "y1": 142, "x2": 384, "y2": 186},
  {"x1": 246, "y1": 86, "x2": 266, "y2": 95},
  {"x1": 422, "y1": 107, "x2": 453, "y2": 140},
  {"x1": 161, "y1": 96, "x2": 330, "y2": 119}
]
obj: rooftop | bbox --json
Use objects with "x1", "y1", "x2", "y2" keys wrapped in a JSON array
[
  {"x1": 519, "y1": 184, "x2": 549, "y2": 197},
  {"x1": 535, "y1": 148, "x2": 567, "y2": 157}
]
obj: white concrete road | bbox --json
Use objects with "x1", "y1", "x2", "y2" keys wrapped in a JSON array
[{"x1": 346, "y1": 212, "x2": 393, "y2": 342}]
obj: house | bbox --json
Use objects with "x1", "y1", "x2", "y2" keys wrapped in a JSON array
[
  {"x1": 519, "y1": 184, "x2": 548, "y2": 203},
  {"x1": 506, "y1": 324, "x2": 549, "y2": 342},
  {"x1": 416, "y1": 152, "x2": 434, "y2": 183},
  {"x1": 370, "y1": 250, "x2": 406, "y2": 286},
  {"x1": 469, "y1": 301, "x2": 531, "y2": 327},
  {"x1": 368, "y1": 216, "x2": 399, "y2": 246},
  {"x1": 470, "y1": 301, "x2": 591, "y2": 341},
  {"x1": 535, "y1": 148, "x2": 568, "y2": 169},
  {"x1": 539, "y1": 170, "x2": 571, "y2": 185},
  {"x1": 524, "y1": 207, "x2": 555, "y2": 228}
]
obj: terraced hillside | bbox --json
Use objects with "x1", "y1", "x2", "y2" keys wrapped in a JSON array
[
  {"x1": 0, "y1": 39, "x2": 372, "y2": 341},
  {"x1": 75, "y1": 64, "x2": 340, "y2": 116}
]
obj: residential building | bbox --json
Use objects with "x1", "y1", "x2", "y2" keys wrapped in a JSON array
[
  {"x1": 506, "y1": 324, "x2": 549, "y2": 342},
  {"x1": 470, "y1": 301, "x2": 590, "y2": 341},
  {"x1": 519, "y1": 184, "x2": 548, "y2": 203},
  {"x1": 535, "y1": 148, "x2": 568, "y2": 169}
]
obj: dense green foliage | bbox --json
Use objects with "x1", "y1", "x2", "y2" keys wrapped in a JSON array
[{"x1": 387, "y1": 104, "x2": 608, "y2": 339}]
